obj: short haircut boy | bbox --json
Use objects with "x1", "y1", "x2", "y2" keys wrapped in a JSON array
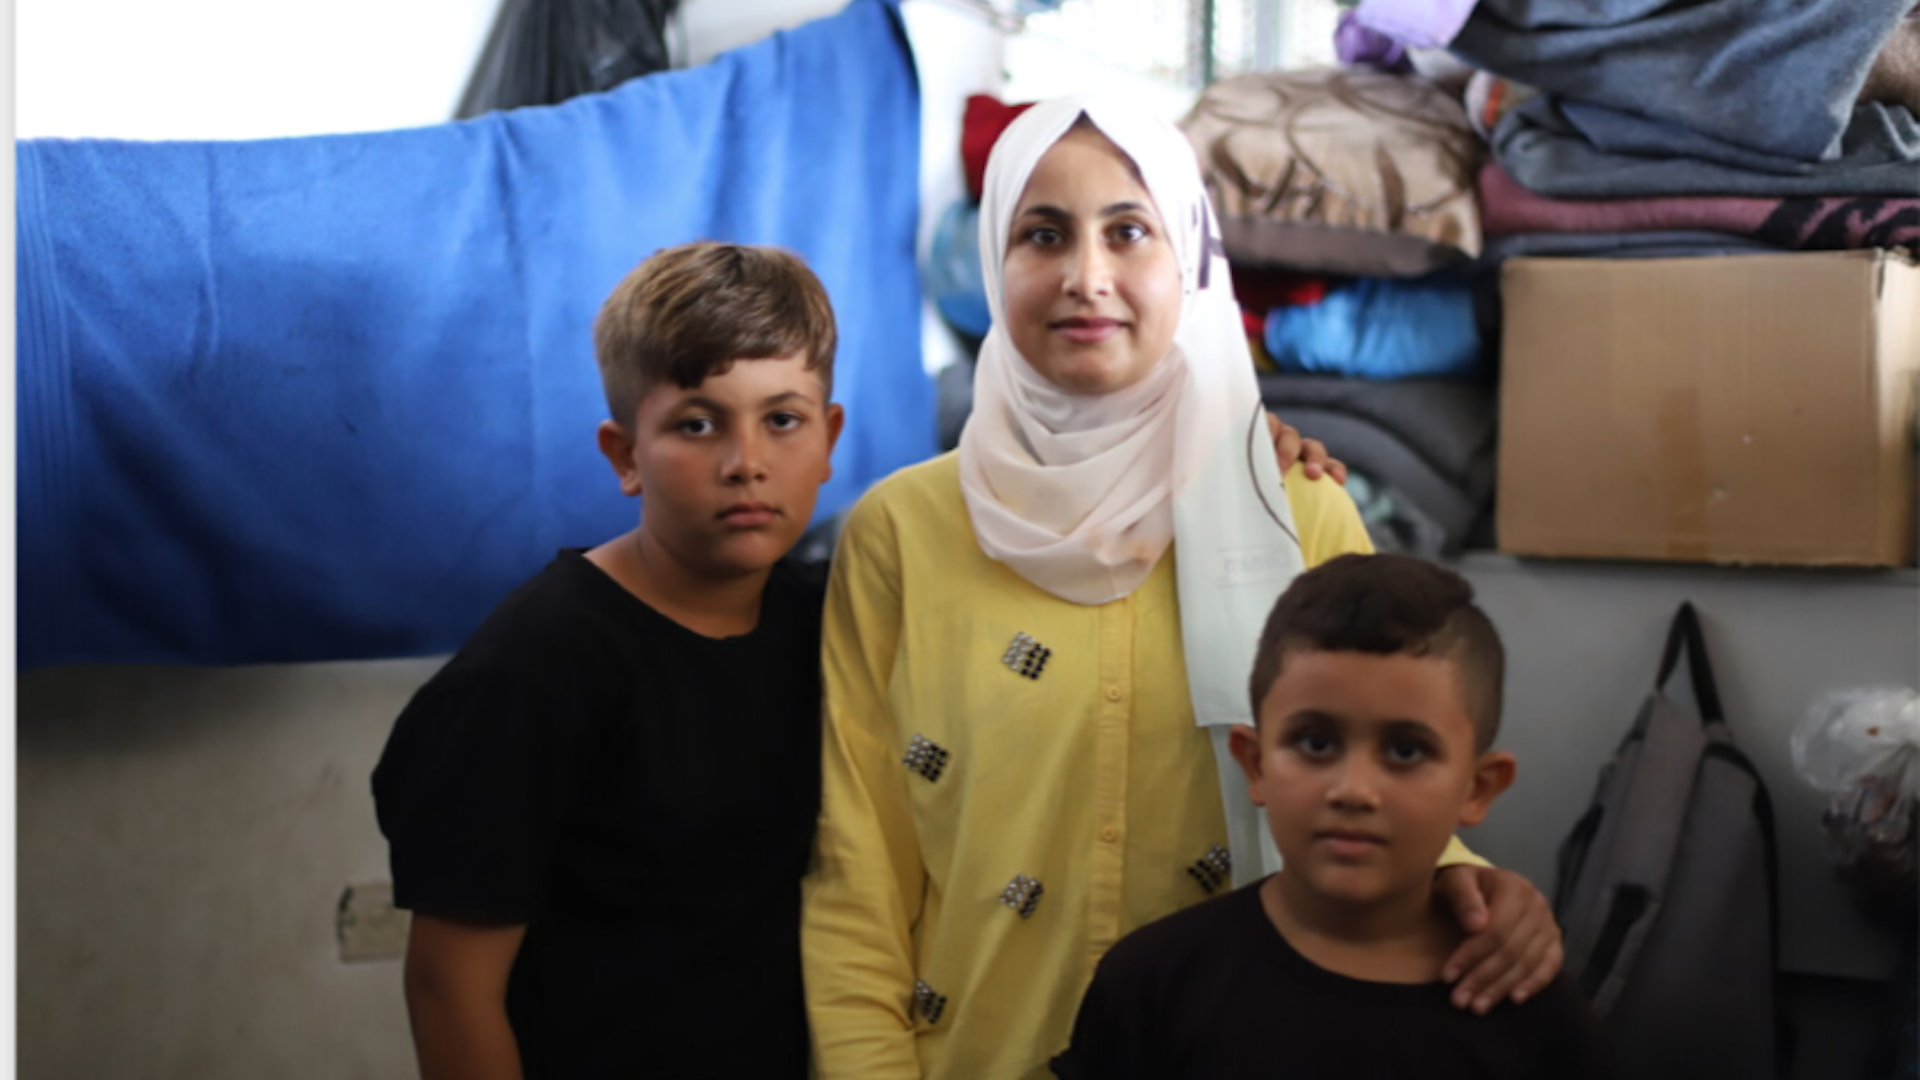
[
  {"x1": 375, "y1": 240, "x2": 840, "y2": 1080},
  {"x1": 592, "y1": 240, "x2": 837, "y2": 424},
  {"x1": 1052, "y1": 554, "x2": 1609, "y2": 1080},
  {"x1": 1248, "y1": 552, "x2": 1505, "y2": 750}
]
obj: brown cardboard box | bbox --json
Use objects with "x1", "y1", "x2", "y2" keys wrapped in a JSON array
[{"x1": 1497, "y1": 250, "x2": 1920, "y2": 567}]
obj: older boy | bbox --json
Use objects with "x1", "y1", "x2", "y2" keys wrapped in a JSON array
[
  {"x1": 1052, "y1": 554, "x2": 1607, "y2": 1079},
  {"x1": 373, "y1": 242, "x2": 844, "y2": 1080}
]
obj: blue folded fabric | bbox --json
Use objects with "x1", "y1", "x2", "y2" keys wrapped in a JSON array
[
  {"x1": 17, "y1": 0, "x2": 929, "y2": 668},
  {"x1": 1262, "y1": 274, "x2": 1490, "y2": 381}
]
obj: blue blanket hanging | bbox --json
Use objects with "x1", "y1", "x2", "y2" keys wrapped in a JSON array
[{"x1": 17, "y1": 0, "x2": 929, "y2": 669}]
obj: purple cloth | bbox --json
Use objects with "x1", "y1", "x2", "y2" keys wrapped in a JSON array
[
  {"x1": 1352, "y1": 0, "x2": 1477, "y2": 49},
  {"x1": 1336, "y1": 10, "x2": 1412, "y2": 72}
]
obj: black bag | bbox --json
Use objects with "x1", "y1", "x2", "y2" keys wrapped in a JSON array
[
  {"x1": 456, "y1": 0, "x2": 682, "y2": 119},
  {"x1": 1554, "y1": 602, "x2": 1784, "y2": 1079}
]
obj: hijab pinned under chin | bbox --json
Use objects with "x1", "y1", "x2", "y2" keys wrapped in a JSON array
[{"x1": 956, "y1": 94, "x2": 1309, "y2": 885}]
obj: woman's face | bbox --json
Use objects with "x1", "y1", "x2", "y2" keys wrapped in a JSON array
[{"x1": 1002, "y1": 126, "x2": 1182, "y2": 396}]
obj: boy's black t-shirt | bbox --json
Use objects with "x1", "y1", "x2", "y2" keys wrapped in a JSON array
[
  {"x1": 1051, "y1": 881, "x2": 1612, "y2": 1080},
  {"x1": 373, "y1": 550, "x2": 825, "y2": 1080}
]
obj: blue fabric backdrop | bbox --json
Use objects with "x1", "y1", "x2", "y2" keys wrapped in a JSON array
[{"x1": 17, "y1": 0, "x2": 930, "y2": 668}]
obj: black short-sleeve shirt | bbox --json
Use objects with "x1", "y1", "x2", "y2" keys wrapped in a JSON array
[
  {"x1": 372, "y1": 551, "x2": 824, "y2": 1079},
  {"x1": 1051, "y1": 881, "x2": 1613, "y2": 1080}
]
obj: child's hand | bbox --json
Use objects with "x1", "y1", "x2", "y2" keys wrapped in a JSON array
[
  {"x1": 1434, "y1": 864, "x2": 1564, "y2": 1015},
  {"x1": 1265, "y1": 412, "x2": 1348, "y2": 484}
]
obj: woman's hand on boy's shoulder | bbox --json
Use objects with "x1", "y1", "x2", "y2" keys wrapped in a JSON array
[
  {"x1": 1433, "y1": 865, "x2": 1565, "y2": 1016},
  {"x1": 1266, "y1": 412, "x2": 1347, "y2": 484}
]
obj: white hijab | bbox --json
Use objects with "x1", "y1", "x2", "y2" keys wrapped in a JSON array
[{"x1": 957, "y1": 95, "x2": 1306, "y2": 884}]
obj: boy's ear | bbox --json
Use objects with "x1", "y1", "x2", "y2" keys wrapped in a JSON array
[
  {"x1": 1227, "y1": 724, "x2": 1268, "y2": 804},
  {"x1": 597, "y1": 419, "x2": 644, "y2": 497},
  {"x1": 823, "y1": 403, "x2": 846, "y2": 482},
  {"x1": 1457, "y1": 750, "x2": 1517, "y2": 828}
]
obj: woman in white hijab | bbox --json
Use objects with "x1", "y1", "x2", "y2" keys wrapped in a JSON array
[{"x1": 801, "y1": 96, "x2": 1560, "y2": 1080}]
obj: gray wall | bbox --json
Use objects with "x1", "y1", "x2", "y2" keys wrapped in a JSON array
[
  {"x1": 1454, "y1": 555, "x2": 1916, "y2": 982},
  {"x1": 18, "y1": 659, "x2": 441, "y2": 1078}
]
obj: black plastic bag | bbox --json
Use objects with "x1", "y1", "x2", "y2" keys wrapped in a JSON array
[{"x1": 457, "y1": 0, "x2": 682, "y2": 119}]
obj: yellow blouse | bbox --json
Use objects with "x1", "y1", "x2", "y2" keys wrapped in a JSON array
[{"x1": 802, "y1": 452, "x2": 1476, "y2": 1080}]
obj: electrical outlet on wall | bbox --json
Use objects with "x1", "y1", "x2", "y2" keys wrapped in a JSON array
[{"x1": 338, "y1": 881, "x2": 410, "y2": 962}]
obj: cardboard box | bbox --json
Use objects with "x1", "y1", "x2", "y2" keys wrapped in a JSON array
[{"x1": 1497, "y1": 250, "x2": 1920, "y2": 567}]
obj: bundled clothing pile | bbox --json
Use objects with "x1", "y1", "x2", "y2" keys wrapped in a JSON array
[
  {"x1": 1334, "y1": 0, "x2": 1920, "y2": 257},
  {"x1": 1178, "y1": 67, "x2": 1502, "y2": 557},
  {"x1": 1175, "y1": 0, "x2": 1920, "y2": 554}
]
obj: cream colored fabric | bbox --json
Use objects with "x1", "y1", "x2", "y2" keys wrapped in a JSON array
[
  {"x1": 1181, "y1": 69, "x2": 1485, "y2": 276},
  {"x1": 803, "y1": 454, "x2": 1489, "y2": 1080},
  {"x1": 958, "y1": 344, "x2": 1193, "y2": 605}
]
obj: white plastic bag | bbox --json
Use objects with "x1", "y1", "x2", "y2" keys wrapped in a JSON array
[
  {"x1": 1792, "y1": 686, "x2": 1920, "y2": 797},
  {"x1": 1794, "y1": 687, "x2": 1919, "y2": 900}
]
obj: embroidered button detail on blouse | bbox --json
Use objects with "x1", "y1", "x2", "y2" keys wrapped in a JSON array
[
  {"x1": 1188, "y1": 844, "x2": 1232, "y2": 894},
  {"x1": 1002, "y1": 632, "x2": 1052, "y2": 679},
  {"x1": 913, "y1": 980, "x2": 949, "y2": 1024},
  {"x1": 903, "y1": 734, "x2": 951, "y2": 782},
  {"x1": 1000, "y1": 874, "x2": 1046, "y2": 918}
]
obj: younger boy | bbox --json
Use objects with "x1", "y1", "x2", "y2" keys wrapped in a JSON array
[
  {"x1": 1051, "y1": 554, "x2": 1607, "y2": 1079},
  {"x1": 372, "y1": 242, "x2": 844, "y2": 1080}
]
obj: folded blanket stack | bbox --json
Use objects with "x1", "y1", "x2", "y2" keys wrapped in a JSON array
[
  {"x1": 1287, "y1": 0, "x2": 1920, "y2": 557},
  {"x1": 1423, "y1": 0, "x2": 1920, "y2": 252},
  {"x1": 1173, "y1": 68, "x2": 1504, "y2": 557}
]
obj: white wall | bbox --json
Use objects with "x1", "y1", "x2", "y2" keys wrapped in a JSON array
[
  {"x1": 11, "y1": 0, "x2": 896, "y2": 142},
  {"x1": 15, "y1": 0, "x2": 501, "y2": 140}
]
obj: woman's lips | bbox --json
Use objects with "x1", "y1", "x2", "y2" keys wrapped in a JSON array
[{"x1": 1052, "y1": 317, "x2": 1123, "y2": 344}]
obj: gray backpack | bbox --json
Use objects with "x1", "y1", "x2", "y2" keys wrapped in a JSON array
[{"x1": 1554, "y1": 602, "x2": 1784, "y2": 1079}]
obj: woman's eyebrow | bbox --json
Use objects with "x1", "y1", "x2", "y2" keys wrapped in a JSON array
[
  {"x1": 1014, "y1": 204, "x2": 1070, "y2": 222},
  {"x1": 1017, "y1": 201, "x2": 1150, "y2": 220}
]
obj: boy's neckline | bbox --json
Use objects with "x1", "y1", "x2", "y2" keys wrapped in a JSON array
[
  {"x1": 1254, "y1": 872, "x2": 1459, "y2": 987},
  {"x1": 582, "y1": 532, "x2": 771, "y2": 640}
]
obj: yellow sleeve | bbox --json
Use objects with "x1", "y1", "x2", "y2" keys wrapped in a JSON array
[
  {"x1": 1280, "y1": 463, "x2": 1374, "y2": 567},
  {"x1": 1438, "y1": 833, "x2": 1490, "y2": 868},
  {"x1": 1281, "y1": 467, "x2": 1491, "y2": 870},
  {"x1": 801, "y1": 487, "x2": 929, "y2": 1080}
]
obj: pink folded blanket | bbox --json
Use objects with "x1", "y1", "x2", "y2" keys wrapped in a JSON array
[{"x1": 1477, "y1": 161, "x2": 1919, "y2": 251}]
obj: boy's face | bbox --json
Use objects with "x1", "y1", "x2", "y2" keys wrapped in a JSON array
[
  {"x1": 1230, "y1": 649, "x2": 1514, "y2": 910},
  {"x1": 597, "y1": 353, "x2": 843, "y2": 583}
]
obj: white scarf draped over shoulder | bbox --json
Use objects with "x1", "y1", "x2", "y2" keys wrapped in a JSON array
[{"x1": 956, "y1": 95, "x2": 1308, "y2": 885}]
